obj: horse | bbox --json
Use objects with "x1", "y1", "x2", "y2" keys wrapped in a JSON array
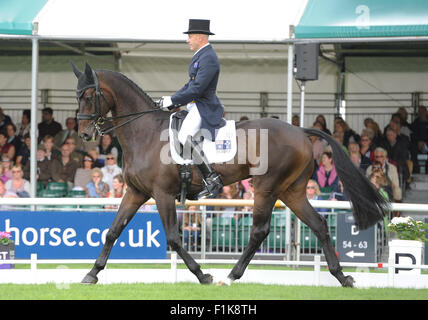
[{"x1": 71, "y1": 62, "x2": 389, "y2": 287}]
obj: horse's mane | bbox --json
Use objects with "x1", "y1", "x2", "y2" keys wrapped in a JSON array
[{"x1": 101, "y1": 70, "x2": 158, "y2": 109}]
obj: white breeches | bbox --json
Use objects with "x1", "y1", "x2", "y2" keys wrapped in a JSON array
[{"x1": 178, "y1": 102, "x2": 202, "y2": 145}]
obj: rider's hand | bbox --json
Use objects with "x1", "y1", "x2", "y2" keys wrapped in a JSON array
[{"x1": 159, "y1": 96, "x2": 175, "y2": 110}]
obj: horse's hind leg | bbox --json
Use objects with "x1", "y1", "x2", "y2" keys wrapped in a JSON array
[
  {"x1": 224, "y1": 192, "x2": 277, "y2": 284},
  {"x1": 82, "y1": 189, "x2": 149, "y2": 284},
  {"x1": 282, "y1": 193, "x2": 355, "y2": 288},
  {"x1": 155, "y1": 191, "x2": 213, "y2": 284}
]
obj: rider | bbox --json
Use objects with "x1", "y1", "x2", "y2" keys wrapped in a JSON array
[{"x1": 159, "y1": 19, "x2": 224, "y2": 198}]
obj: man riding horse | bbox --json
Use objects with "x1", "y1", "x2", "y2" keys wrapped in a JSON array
[{"x1": 158, "y1": 19, "x2": 223, "y2": 199}]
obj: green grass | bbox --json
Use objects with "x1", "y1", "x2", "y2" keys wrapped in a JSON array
[{"x1": 0, "y1": 282, "x2": 427, "y2": 300}]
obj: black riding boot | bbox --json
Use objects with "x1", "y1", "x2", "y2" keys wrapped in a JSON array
[{"x1": 186, "y1": 137, "x2": 223, "y2": 198}]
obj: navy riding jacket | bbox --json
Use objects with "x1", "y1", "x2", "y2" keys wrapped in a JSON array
[{"x1": 171, "y1": 44, "x2": 224, "y2": 141}]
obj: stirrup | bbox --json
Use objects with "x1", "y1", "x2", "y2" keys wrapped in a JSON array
[{"x1": 197, "y1": 173, "x2": 223, "y2": 199}]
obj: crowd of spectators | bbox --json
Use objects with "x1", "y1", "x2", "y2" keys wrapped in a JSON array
[
  {"x1": 0, "y1": 107, "x2": 124, "y2": 199},
  {"x1": 0, "y1": 104, "x2": 427, "y2": 213}
]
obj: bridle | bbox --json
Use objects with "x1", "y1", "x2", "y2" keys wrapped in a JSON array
[{"x1": 76, "y1": 70, "x2": 162, "y2": 137}]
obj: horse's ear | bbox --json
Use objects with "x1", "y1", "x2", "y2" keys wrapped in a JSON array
[
  {"x1": 70, "y1": 61, "x2": 82, "y2": 78},
  {"x1": 84, "y1": 62, "x2": 94, "y2": 83}
]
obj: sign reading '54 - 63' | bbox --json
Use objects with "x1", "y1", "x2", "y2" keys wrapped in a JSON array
[{"x1": 336, "y1": 213, "x2": 376, "y2": 263}]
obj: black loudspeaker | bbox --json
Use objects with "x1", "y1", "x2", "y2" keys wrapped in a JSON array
[{"x1": 294, "y1": 43, "x2": 319, "y2": 81}]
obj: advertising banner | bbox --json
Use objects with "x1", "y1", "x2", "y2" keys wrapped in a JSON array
[{"x1": 0, "y1": 211, "x2": 167, "y2": 259}]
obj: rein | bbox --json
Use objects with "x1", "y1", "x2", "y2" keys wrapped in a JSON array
[{"x1": 76, "y1": 70, "x2": 162, "y2": 136}]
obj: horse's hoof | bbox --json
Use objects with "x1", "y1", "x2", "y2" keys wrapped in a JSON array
[
  {"x1": 81, "y1": 273, "x2": 98, "y2": 285},
  {"x1": 199, "y1": 273, "x2": 213, "y2": 285},
  {"x1": 342, "y1": 275, "x2": 355, "y2": 288},
  {"x1": 216, "y1": 278, "x2": 232, "y2": 287}
]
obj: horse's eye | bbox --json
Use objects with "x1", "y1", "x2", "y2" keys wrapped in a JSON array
[{"x1": 85, "y1": 95, "x2": 92, "y2": 103}]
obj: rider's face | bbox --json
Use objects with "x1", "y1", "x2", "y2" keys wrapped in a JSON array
[{"x1": 186, "y1": 34, "x2": 207, "y2": 52}]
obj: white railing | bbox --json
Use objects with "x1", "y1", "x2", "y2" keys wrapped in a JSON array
[
  {"x1": 1, "y1": 197, "x2": 428, "y2": 212},
  {"x1": 0, "y1": 253, "x2": 427, "y2": 288}
]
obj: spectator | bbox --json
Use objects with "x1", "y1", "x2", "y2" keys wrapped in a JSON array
[
  {"x1": 315, "y1": 151, "x2": 339, "y2": 191},
  {"x1": 101, "y1": 153, "x2": 122, "y2": 190},
  {"x1": 360, "y1": 128, "x2": 375, "y2": 162},
  {"x1": 396, "y1": 107, "x2": 413, "y2": 139},
  {"x1": 349, "y1": 151, "x2": 371, "y2": 173},
  {"x1": 38, "y1": 107, "x2": 62, "y2": 143},
  {"x1": 369, "y1": 168, "x2": 390, "y2": 201},
  {"x1": 219, "y1": 185, "x2": 237, "y2": 218},
  {"x1": 365, "y1": 119, "x2": 383, "y2": 147},
  {"x1": 51, "y1": 143, "x2": 80, "y2": 189},
  {"x1": 315, "y1": 114, "x2": 332, "y2": 135},
  {"x1": 0, "y1": 131, "x2": 15, "y2": 161},
  {"x1": 306, "y1": 179, "x2": 323, "y2": 200},
  {"x1": 410, "y1": 106, "x2": 428, "y2": 173},
  {"x1": 16, "y1": 109, "x2": 31, "y2": 142},
  {"x1": 73, "y1": 154, "x2": 95, "y2": 189},
  {"x1": 332, "y1": 130, "x2": 349, "y2": 155},
  {"x1": 330, "y1": 180, "x2": 348, "y2": 201},
  {"x1": 85, "y1": 167, "x2": 109, "y2": 198},
  {"x1": 0, "y1": 155, "x2": 12, "y2": 183},
  {"x1": 292, "y1": 114, "x2": 300, "y2": 126},
  {"x1": 335, "y1": 119, "x2": 360, "y2": 146},
  {"x1": 348, "y1": 141, "x2": 371, "y2": 171},
  {"x1": 366, "y1": 147, "x2": 401, "y2": 202},
  {"x1": 63, "y1": 137, "x2": 83, "y2": 164},
  {"x1": 108, "y1": 174, "x2": 127, "y2": 198},
  {"x1": 5, "y1": 123, "x2": 21, "y2": 162},
  {"x1": 309, "y1": 125, "x2": 327, "y2": 164},
  {"x1": 5, "y1": 165, "x2": 30, "y2": 197},
  {"x1": 0, "y1": 107, "x2": 12, "y2": 133},
  {"x1": 88, "y1": 148, "x2": 104, "y2": 168},
  {"x1": 41, "y1": 135, "x2": 61, "y2": 161},
  {"x1": 16, "y1": 134, "x2": 30, "y2": 166},
  {"x1": 386, "y1": 113, "x2": 411, "y2": 143},
  {"x1": 54, "y1": 117, "x2": 83, "y2": 152},
  {"x1": 97, "y1": 133, "x2": 118, "y2": 164},
  {"x1": 23, "y1": 146, "x2": 52, "y2": 187},
  {"x1": 182, "y1": 205, "x2": 201, "y2": 251},
  {"x1": 379, "y1": 127, "x2": 410, "y2": 185}
]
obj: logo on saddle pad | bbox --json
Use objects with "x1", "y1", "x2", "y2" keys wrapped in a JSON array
[{"x1": 215, "y1": 139, "x2": 232, "y2": 153}]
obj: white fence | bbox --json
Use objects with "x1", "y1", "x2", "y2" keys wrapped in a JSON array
[
  {"x1": 1, "y1": 253, "x2": 428, "y2": 288},
  {"x1": 1, "y1": 198, "x2": 428, "y2": 288}
]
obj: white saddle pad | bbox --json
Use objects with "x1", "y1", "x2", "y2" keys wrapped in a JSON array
[{"x1": 169, "y1": 113, "x2": 237, "y2": 165}]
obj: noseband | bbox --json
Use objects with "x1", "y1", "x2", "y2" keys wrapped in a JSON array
[{"x1": 76, "y1": 70, "x2": 162, "y2": 137}]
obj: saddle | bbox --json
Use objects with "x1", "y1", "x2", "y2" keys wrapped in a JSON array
[{"x1": 170, "y1": 110, "x2": 237, "y2": 204}]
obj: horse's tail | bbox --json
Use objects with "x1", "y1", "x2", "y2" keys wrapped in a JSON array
[{"x1": 303, "y1": 128, "x2": 390, "y2": 230}]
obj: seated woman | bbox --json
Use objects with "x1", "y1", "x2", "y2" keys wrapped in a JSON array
[
  {"x1": 315, "y1": 151, "x2": 339, "y2": 192},
  {"x1": 74, "y1": 154, "x2": 95, "y2": 189},
  {"x1": 5, "y1": 165, "x2": 30, "y2": 197},
  {"x1": 84, "y1": 167, "x2": 109, "y2": 198},
  {"x1": 306, "y1": 179, "x2": 329, "y2": 214},
  {"x1": 108, "y1": 174, "x2": 127, "y2": 198}
]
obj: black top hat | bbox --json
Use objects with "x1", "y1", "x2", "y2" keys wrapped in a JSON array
[{"x1": 183, "y1": 19, "x2": 214, "y2": 35}]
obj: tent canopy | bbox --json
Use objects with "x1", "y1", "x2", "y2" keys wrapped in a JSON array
[
  {"x1": 1, "y1": 0, "x2": 307, "y2": 42},
  {"x1": 295, "y1": 0, "x2": 428, "y2": 39},
  {"x1": 0, "y1": 0, "x2": 47, "y2": 35}
]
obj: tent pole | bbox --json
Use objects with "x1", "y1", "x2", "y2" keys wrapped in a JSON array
[
  {"x1": 30, "y1": 37, "x2": 39, "y2": 201},
  {"x1": 287, "y1": 43, "x2": 294, "y2": 124}
]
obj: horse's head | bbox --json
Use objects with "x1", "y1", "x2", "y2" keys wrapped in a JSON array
[{"x1": 71, "y1": 61, "x2": 113, "y2": 141}]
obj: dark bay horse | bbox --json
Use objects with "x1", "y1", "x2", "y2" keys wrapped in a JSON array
[{"x1": 72, "y1": 62, "x2": 389, "y2": 287}]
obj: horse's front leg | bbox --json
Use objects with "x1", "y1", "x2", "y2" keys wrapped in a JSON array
[
  {"x1": 154, "y1": 190, "x2": 213, "y2": 284},
  {"x1": 81, "y1": 189, "x2": 149, "y2": 284}
]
